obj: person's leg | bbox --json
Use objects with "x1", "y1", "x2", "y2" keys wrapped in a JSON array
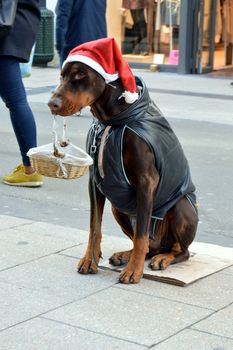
[
  {"x1": 0, "y1": 56, "x2": 36, "y2": 167},
  {"x1": 61, "y1": 47, "x2": 71, "y2": 67},
  {"x1": 0, "y1": 56, "x2": 43, "y2": 186},
  {"x1": 131, "y1": 9, "x2": 148, "y2": 54}
]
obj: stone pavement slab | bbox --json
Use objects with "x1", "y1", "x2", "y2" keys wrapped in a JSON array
[
  {"x1": 150, "y1": 329, "x2": 233, "y2": 350},
  {"x1": 0, "y1": 281, "x2": 71, "y2": 331},
  {"x1": 11, "y1": 219, "x2": 88, "y2": 243},
  {"x1": 0, "y1": 226, "x2": 83, "y2": 271},
  {"x1": 222, "y1": 265, "x2": 233, "y2": 274},
  {"x1": 0, "y1": 318, "x2": 146, "y2": 350},
  {"x1": 192, "y1": 304, "x2": 233, "y2": 339},
  {"x1": 43, "y1": 287, "x2": 212, "y2": 347},
  {"x1": 114, "y1": 267, "x2": 233, "y2": 310},
  {"x1": 0, "y1": 254, "x2": 117, "y2": 300},
  {"x1": 0, "y1": 216, "x2": 89, "y2": 271},
  {"x1": 0, "y1": 215, "x2": 32, "y2": 230}
]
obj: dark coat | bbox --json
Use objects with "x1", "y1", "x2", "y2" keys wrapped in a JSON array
[
  {"x1": 55, "y1": 0, "x2": 107, "y2": 54},
  {"x1": 0, "y1": 0, "x2": 40, "y2": 62},
  {"x1": 87, "y1": 78, "x2": 196, "y2": 237},
  {"x1": 122, "y1": 0, "x2": 148, "y2": 9}
]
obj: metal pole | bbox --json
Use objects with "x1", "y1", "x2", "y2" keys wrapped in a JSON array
[
  {"x1": 232, "y1": 0, "x2": 233, "y2": 44},
  {"x1": 224, "y1": 0, "x2": 228, "y2": 64},
  {"x1": 178, "y1": 0, "x2": 198, "y2": 74},
  {"x1": 208, "y1": 0, "x2": 217, "y2": 69},
  {"x1": 169, "y1": 1, "x2": 173, "y2": 52},
  {"x1": 196, "y1": 0, "x2": 204, "y2": 74}
]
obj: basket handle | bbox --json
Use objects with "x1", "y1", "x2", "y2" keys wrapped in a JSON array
[{"x1": 52, "y1": 116, "x2": 68, "y2": 157}]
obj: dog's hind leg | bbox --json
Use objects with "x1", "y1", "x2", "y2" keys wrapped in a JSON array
[
  {"x1": 149, "y1": 197, "x2": 198, "y2": 270},
  {"x1": 109, "y1": 208, "x2": 134, "y2": 266},
  {"x1": 149, "y1": 242, "x2": 189, "y2": 270}
]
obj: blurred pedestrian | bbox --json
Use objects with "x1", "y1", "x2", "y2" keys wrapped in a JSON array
[
  {"x1": 0, "y1": 0, "x2": 43, "y2": 187},
  {"x1": 122, "y1": 0, "x2": 149, "y2": 55},
  {"x1": 55, "y1": 0, "x2": 107, "y2": 67}
]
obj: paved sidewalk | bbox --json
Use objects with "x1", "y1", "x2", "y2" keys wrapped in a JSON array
[{"x1": 0, "y1": 214, "x2": 233, "y2": 350}]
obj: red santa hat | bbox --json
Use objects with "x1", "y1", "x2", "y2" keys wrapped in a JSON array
[{"x1": 63, "y1": 37, "x2": 139, "y2": 104}]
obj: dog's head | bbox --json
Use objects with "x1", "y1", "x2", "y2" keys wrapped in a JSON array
[{"x1": 48, "y1": 61, "x2": 106, "y2": 116}]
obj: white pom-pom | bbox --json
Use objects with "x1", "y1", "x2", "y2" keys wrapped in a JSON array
[{"x1": 122, "y1": 91, "x2": 139, "y2": 104}]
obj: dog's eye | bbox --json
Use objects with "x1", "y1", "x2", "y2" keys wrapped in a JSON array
[{"x1": 73, "y1": 70, "x2": 86, "y2": 81}]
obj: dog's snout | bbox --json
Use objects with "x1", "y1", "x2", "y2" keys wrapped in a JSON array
[{"x1": 48, "y1": 96, "x2": 62, "y2": 114}]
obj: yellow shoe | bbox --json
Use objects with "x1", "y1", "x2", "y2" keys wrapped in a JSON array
[{"x1": 3, "y1": 164, "x2": 43, "y2": 187}]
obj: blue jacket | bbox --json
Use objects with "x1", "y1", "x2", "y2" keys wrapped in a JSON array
[
  {"x1": 87, "y1": 78, "x2": 197, "y2": 237},
  {"x1": 55, "y1": 0, "x2": 107, "y2": 54}
]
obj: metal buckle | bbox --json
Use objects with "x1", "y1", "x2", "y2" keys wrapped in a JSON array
[{"x1": 90, "y1": 145, "x2": 97, "y2": 154}]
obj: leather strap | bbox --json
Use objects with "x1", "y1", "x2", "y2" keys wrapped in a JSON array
[{"x1": 98, "y1": 126, "x2": 111, "y2": 178}]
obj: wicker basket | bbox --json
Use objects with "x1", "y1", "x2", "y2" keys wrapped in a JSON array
[
  {"x1": 29, "y1": 156, "x2": 90, "y2": 179},
  {"x1": 27, "y1": 142, "x2": 93, "y2": 180}
]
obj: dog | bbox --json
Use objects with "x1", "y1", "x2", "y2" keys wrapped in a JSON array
[{"x1": 48, "y1": 38, "x2": 198, "y2": 284}]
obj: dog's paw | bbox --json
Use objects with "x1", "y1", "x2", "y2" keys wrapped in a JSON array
[
  {"x1": 149, "y1": 254, "x2": 172, "y2": 270},
  {"x1": 109, "y1": 250, "x2": 132, "y2": 266},
  {"x1": 77, "y1": 257, "x2": 98, "y2": 274},
  {"x1": 119, "y1": 266, "x2": 143, "y2": 284}
]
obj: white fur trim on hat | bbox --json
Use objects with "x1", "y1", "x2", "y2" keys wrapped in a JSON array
[
  {"x1": 63, "y1": 54, "x2": 119, "y2": 83},
  {"x1": 121, "y1": 91, "x2": 139, "y2": 104}
]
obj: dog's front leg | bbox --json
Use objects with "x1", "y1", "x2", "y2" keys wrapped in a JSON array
[
  {"x1": 119, "y1": 130, "x2": 159, "y2": 284},
  {"x1": 78, "y1": 179, "x2": 105, "y2": 274},
  {"x1": 119, "y1": 177, "x2": 158, "y2": 284}
]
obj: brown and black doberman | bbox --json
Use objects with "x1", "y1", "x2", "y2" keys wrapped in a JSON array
[{"x1": 48, "y1": 61, "x2": 198, "y2": 284}]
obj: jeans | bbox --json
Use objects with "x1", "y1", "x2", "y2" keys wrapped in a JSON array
[{"x1": 0, "y1": 56, "x2": 37, "y2": 166}]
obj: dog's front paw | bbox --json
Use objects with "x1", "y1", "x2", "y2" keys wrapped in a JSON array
[
  {"x1": 77, "y1": 256, "x2": 98, "y2": 274},
  {"x1": 119, "y1": 265, "x2": 143, "y2": 284}
]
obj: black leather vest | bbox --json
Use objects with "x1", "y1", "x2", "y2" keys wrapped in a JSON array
[{"x1": 87, "y1": 78, "x2": 196, "y2": 224}]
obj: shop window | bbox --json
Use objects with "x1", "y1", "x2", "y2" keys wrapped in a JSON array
[{"x1": 120, "y1": 0, "x2": 181, "y2": 65}]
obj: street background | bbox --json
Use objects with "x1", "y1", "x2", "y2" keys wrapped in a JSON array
[
  {"x1": 0, "y1": 67, "x2": 233, "y2": 247},
  {"x1": 0, "y1": 67, "x2": 233, "y2": 349}
]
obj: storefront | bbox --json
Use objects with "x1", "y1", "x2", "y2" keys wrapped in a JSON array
[{"x1": 106, "y1": 0, "x2": 233, "y2": 74}]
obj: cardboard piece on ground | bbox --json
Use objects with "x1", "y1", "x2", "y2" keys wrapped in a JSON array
[{"x1": 100, "y1": 242, "x2": 233, "y2": 287}]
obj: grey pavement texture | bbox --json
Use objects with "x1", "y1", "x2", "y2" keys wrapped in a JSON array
[
  {"x1": 0, "y1": 214, "x2": 233, "y2": 350},
  {"x1": 0, "y1": 67, "x2": 233, "y2": 349}
]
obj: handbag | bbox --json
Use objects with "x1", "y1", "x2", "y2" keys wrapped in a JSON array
[{"x1": 0, "y1": 0, "x2": 18, "y2": 39}]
